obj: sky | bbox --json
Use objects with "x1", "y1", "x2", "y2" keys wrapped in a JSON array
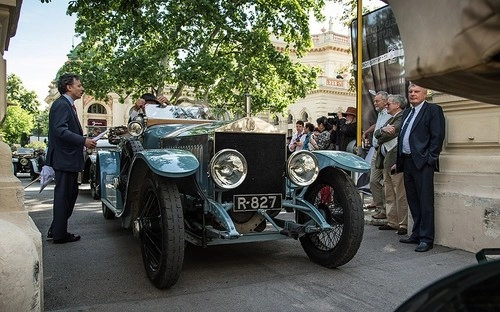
[
  {"x1": 5, "y1": 1, "x2": 384, "y2": 109},
  {"x1": 5, "y1": 1, "x2": 78, "y2": 108}
]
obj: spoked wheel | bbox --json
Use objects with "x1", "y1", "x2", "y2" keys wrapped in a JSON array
[
  {"x1": 299, "y1": 167, "x2": 364, "y2": 268},
  {"x1": 139, "y1": 173, "x2": 185, "y2": 289}
]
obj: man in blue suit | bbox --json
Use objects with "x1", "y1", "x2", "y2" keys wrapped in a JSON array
[
  {"x1": 47, "y1": 73, "x2": 97, "y2": 244},
  {"x1": 396, "y1": 83, "x2": 445, "y2": 252}
]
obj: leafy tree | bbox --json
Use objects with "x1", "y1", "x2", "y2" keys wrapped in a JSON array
[
  {"x1": 6, "y1": 74, "x2": 40, "y2": 114},
  {"x1": 0, "y1": 105, "x2": 34, "y2": 146},
  {"x1": 51, "y1": 0, "x2": 326, "y2": 115}
]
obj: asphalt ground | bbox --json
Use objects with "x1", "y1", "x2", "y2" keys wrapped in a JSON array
[{"x1": 20, "y1": 176, "x2": 478, "y2": 312}]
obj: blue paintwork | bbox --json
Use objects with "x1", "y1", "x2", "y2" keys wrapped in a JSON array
[
  {"x1": 97, "y1": 150, "x2": 122, "y2": 211},
  {"x1": 134, "y1": 149, "x2": 200, "y2": 178},
  {"x1": 312, "y1": 150, "x2": 370, "y2": 173}
]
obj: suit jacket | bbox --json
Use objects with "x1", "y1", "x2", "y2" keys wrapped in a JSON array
[
  {"x1": 46, "y1": 95, "x2": 86, "y2": 172},
  {"x1": 396, "y1": 101, "x2": 446, "y2": 172},
  {"x1": 373, "y1": 110, "x2": 403, "y2": 169}
]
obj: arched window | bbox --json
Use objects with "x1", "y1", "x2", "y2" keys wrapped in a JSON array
[
  {"x1": 87, "y1": 103, "x2": 107, "y2": 114},
  {"x1": 287, "y1": 114, "x2": 293, "y2": 124},
  {"x1": 301, "y1": 112, "x2": 309, "y2": 122},
  {"x1": 273, "y1": 115, "x2": 279, "y2": 125}
]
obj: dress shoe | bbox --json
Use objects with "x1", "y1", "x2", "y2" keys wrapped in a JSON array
[
  {"x1": 378, "y1": 225, "x2": 397, "y2": 231},
  {"x1": 47, "y1": 229, "x2": 53, "y2": 240},
  {"x1": 365, "y1": 204, "x2": 377, "y2": 210},
  {"x1": 372, "y1": 213, "x2": 387, "y2": 219},
  {"x1": 53, "y1": 233, "x2": 81, "y2": 244},
  {"x1": 397, "y1": 228, "x2": 408, "y2": 235},
  {"x1": 415, "y1": 242, "x2": 433, "y2": 252},
  {"x1": 399, "y1": 237, "x2": 419, "y2": 244}
]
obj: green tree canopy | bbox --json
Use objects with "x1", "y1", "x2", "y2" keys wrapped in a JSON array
[
  {"x1": 6, "y1": 74, "x2": 40, "y2": 114},
  {"x1": 0, "y1": 105, "x2": 34, "y2": 145},
  {"x1": 56, "y1": 0, "x2": 326, "y2": 115}
]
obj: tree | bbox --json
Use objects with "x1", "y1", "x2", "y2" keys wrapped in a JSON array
[
  {"x1": 0, "y1": 105, "x2": 34, "y2": 145},
  {"x1": 6, "y1": 74, "x2": 40, "y2": 114},
  {"x1": 52, "y1": 0, "x2": 326, "y2": 115}
]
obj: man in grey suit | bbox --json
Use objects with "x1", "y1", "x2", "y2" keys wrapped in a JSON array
[
  {"x1": 47, "y1": 73, "x2": 97, "y2": 244},
  {"x1": 374, "y1": 94, "x2": 408, "y2": 235},
  {"x1": 396, "y1": 83, "x2": 446, "y2": 252}
]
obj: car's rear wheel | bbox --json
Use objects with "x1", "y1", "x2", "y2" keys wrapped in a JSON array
[
  {"x1": 139, "y1": 173, "x2": 184, "y2": 289},
  {"x1": 29, "y1": 162, "x2": 39, "y2": 181},
  {"x1": 102, "y1": 203, "x2": 115, "y2": 220},
  {"x1": 90, "y1": 162, "x2": 101, "y2": 200},
  {"x1": 300, "y1": 167, "x2": 364, "y2": 268}
]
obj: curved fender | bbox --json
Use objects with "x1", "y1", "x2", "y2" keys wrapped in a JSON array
[
  {"x1": 134, "y1": 149, "x2": 200, "y2": 178},
  {"x1": 29, "y1": 158, "x2": 40, "y2": 174},
  {"x1": 312, "y1": 150, "x2": 370, "y2": 173}
]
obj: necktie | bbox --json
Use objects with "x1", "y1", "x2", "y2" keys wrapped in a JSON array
[{"x1": 400, "y1": 108, "x2": 415, "y2": 137}]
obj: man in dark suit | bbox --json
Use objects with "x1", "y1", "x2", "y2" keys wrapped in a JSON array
[
  {"x1": 396, "y1": 83, "x2": 446, "y2": 252},
  {"x1": 47, "y1": 73, "x2": 97, "y2": 244}
]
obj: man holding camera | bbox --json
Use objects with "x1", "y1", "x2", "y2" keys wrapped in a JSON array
[{"x1": 288, "y1": 120, "x2": 306, "y2": 152}]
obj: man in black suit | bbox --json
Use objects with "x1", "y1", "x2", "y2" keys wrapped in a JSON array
[
  {"x1": 396, "y1": 83, "x2": 445, "y2": 252},
  {"x1": 47, "y1": 73, "x2": 97, "y2": 244}
]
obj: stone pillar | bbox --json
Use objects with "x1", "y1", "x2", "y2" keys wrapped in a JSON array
[{"x1": 0, "y1": 140, "x2": 43, "y2": 311}]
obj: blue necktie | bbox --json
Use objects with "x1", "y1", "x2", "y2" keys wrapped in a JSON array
[{"x1": 400, "y1": 108, "x2": 415, "y2": 137}]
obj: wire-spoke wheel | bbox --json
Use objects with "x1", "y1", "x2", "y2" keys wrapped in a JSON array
[
  {"x1": 300, "y1": 167, "x2": 364, "y2": 268},
  {"x1": 139, "y1": 173, "x2": 184, "y2": 289}
]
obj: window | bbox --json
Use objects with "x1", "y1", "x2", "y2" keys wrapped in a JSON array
[
  {"x1": 287, "y1": 114, "x2": 293, "y2": 124},
  {"x1": 87, "y1": 103, "x2": 107, "y2": 114}
]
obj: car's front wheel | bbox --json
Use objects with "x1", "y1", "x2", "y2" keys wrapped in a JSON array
[
  {"x1": 138, "y1": 173, "x2": 184, "y2": 289},
  {"x1": 300, "y1": 167, "x2": 364, "y2": 268}
]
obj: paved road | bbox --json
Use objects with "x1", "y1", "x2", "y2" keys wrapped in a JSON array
[{"x1": 21, "y1": 176, "x2": 477, "y2": 312}]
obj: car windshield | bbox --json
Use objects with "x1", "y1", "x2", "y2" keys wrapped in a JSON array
[
  {"x1": 17, "y1": 148, "x2": 34, "y2": 154},
  {"x1": 144, "y1": 104, "x2": 210, "y2": 120}
]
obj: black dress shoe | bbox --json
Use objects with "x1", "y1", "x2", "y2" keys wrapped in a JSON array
[
  {"x1": 47, "y1": 229, "x2": 53, "y2": 240},
  {"x1": 415, "y1": 242, "x2": 433, "y2": 252},
  {"x1": 53, "y1": 233, "x2": 81, "y2": 244},
  {"x1": 397, "y1": 228, "x2": 408, "y2": 235},
  {"x1": 399, "y1": 237, "x2": 419, "y2": 244},
  {"x1": 378, "y1": 225, "x2": 397, "y2": 231}
]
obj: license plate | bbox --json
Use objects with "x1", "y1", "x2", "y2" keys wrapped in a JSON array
[{"x1": 233, "y1": 194, "x2": 282, "y2": 212}]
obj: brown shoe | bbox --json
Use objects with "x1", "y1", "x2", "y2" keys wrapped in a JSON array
[
  {"x1": 397, "y1": 228, "x2": 408, "y2": 235},
  {"x1": 365, "y1": 204, "x2": 377, "y2": 210},
  {"x1": 372, "y1": 213, "x2": 387, "y2": 219}
]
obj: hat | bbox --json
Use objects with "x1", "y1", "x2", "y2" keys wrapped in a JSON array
[
  {"x1": 342, "y1": 107, "x2": 357, "y2": 117},
  {"x1": 141, "y1": 93, "x2": 160, "y2": 104}
]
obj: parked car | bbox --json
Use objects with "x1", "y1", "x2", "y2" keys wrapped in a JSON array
[
  {"x1": 12, "y1": 147, "x2": 42, "y2": 180},
  {"x1": 96, "y1": 103, "x2": 370, "y2": 289},
  {"x1": 80, "y1": 137, "x2": 116, "y2": 199}
]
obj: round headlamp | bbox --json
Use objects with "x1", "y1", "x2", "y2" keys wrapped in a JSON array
[
  {"x1": 286, "y1": 151, "x2": 319, "y2": 186},
  {"x1": 20, "y1": 158, "x2": 29, "y2": 166},
  {"x1": 128, "y1": 121, "x2": 144, "y2": 137},
  {"x1": 209, "y1": 149, "x2": 247, "y2": 189}
]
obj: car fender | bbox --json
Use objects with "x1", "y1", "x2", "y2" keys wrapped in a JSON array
[
  {"x1": 29, "y1": 158, "x2": 41, "y2": 174},
  {"x1": 134, "y1": 149, "x2": 200, "y2": 178},
  {"x1": 312, "y1": 150, "x2": 370, "y2": 173}
]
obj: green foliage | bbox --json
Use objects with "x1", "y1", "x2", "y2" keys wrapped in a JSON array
[
  {"x1": 6, "y1": 74, "x2": 41, "y2": 114},
  {"x1": 0, "y1": 106, "x2": 34, "y2": 145},
  {"x1": 25, "y1": 141, "x2": 47, "y2": 150},
  {"x1": 56, "y1": 0, "x2": 326, "y2": 114}
]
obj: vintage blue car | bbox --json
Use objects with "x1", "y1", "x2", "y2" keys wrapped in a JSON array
[{"x1": 96, "y1": 103, "x2": 370, "y2": 289}]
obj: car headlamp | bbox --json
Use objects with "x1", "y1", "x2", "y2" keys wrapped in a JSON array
[
  {"x1": 128, "y1": 121, "x2": 144, "y2": 137},
  {"x1": 286, "y1": 151, "x2": 319, "y2": 186},
  {"x1": 20, "y1": 158, "x2": 29, "y2": 166},
  {"x1": 209, "y1": 149, "x2": 247, "y2": 189}
]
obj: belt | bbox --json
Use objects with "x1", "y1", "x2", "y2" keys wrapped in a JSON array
[{"x1": 402, "y1": 153, "x2": 412, "y2": 158}]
